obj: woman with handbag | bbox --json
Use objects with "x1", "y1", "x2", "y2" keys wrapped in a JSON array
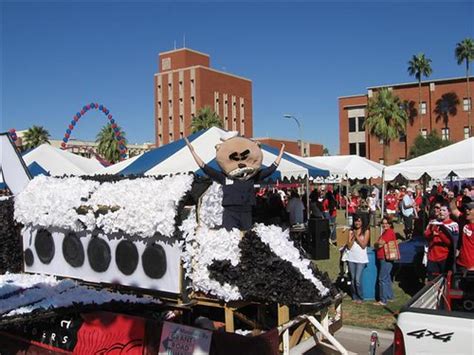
[
  {"x1": 373, "y1": 217, "x2": 397, "y2": 306},
  {"x1": 346, "y1": 214, "x2": 370, "y2": 303}
]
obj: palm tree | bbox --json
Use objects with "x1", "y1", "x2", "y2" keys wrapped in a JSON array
[
  {"x1": 365, "y1": 88, "x2": 408, "y2": 165},
  {"x1": 190, "y1": 106, "x2": 223, "y2": 133},
  {"x1": 22, "y1": 125, "x2": 51, "y2": 150},
  {"x1": 434, "y1": 92, "x2": 460, "y2": 129},
  {"x1": 407, "y1": 53, "x2": 433, "y2": 132},
  {"x1": 96, "y1": 124, "x2": 127, "y2": 164},
  {"x1": 455, "y1": 37, "x2": 474, "y2": 137}
]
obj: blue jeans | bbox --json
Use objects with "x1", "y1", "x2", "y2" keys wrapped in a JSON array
[
  {"x1": 348, "y1": 261, "x2": 367, "y2": 301},
  {"x1": 377, "y1": 259, "x2": 393, "y2": 303}
]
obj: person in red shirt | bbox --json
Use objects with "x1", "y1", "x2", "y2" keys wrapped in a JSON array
[
  {"x1": 347, "y1": 192, "x2": 359, "y2": 216},
  {"x1": 456, "y1": 202, "x2": 474, "y2": 271},
  {"x1": 414, "y1": 186, "x2": 423, "y2": 212},
  {"x1": 424, "y1": 204, "x2": 459, "y2": 280},
  {"x1": 385, "y1": 189, "x2": 398, "y2": 221},
  {"x1": 373, "y1": 217, "x2": 397, "y2": 305}
]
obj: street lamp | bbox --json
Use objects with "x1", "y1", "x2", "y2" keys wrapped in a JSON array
[{"x1": 283, "y1": 114, "x2": 305, "y2": 156}]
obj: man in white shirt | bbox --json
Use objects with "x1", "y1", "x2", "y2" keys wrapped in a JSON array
[
  {"x1": 368, "y1": 191, "x2": 379, "y2": 227},
  {"x1": 402, "y1": 187, "x2": 416, "y2": 238}
]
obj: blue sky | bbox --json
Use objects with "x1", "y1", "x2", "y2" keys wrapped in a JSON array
[{"x1": 1, "y1": 1, "x2": 473, "y2": 154}]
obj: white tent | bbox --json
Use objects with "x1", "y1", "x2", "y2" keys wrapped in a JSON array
[
  {"x1": 96, "y1": 127, "x2": 330, "y2": 180},
  {"x1": 384, "y1": 137, "x2": 474, "y2": 181},
  {"x1": 23, "y1": 144, "x2": 103, "y2": 176},
  {"x1": 0, "y1": 133, "x2": 31, "y2": 194},
  {"x1": 293, "y1": 155, "x2": 385, "y2": 180},
  {"x1": 94, "y1": 155, "x2": 140, "y2": 175}
]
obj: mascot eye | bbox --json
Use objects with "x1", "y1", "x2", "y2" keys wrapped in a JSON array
[
  {"x1": 240, "y1": 150, "x2": 250, "y2": 160},
  {"x1": 229, "y1": 152, "x2": 240, "y2": 161}
]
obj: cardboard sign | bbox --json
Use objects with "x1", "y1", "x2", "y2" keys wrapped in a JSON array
[{"x1": 159, "y1": 321, "x2": 212, "y2": 355}]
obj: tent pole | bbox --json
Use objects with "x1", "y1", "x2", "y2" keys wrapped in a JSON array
[
  {"x1": 345, "y1": 175, "x2": 349, "y2": 225},
  {"x1": 306, "y1": 176, "x2": 310, "y2": 221},
  {"x1": 381, "y1": 168, "x2": 386, "y2": 234}
]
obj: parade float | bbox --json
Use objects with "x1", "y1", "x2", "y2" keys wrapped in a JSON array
[{"x1": 0, "y1": 131, "x2": 346, "y2": 354}]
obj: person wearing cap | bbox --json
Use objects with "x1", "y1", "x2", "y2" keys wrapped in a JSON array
[
  {"x1": 401, "y1": 187, "x2": 416, "y2": 239},
  {"x1": 456, "y1": 202, "x2": 474, "y2": 271}
]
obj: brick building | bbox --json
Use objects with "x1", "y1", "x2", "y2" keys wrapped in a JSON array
[
  {"x1": 256, "y1": 137, "x2": 324, "y2": 157},
  {"x1": 339, "y1": 76, "x2": 472, "y2": 165},
  {"x1": 154, "y1": 48, "x2": 253, "y2": 146}
]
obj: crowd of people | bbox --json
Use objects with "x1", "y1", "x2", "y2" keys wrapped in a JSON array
[{"x1": 343, "y1": 182, "x2": 474, "y2": 305}]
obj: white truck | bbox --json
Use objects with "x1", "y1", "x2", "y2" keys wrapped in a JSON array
[{"x1": 394, "y1": 271, "x2": 474, "y2": 355}]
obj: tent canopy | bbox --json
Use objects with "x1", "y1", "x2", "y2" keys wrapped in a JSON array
[
  {"x1": 23, "y1": 144, "x2": 103, "y2": 176},
  {"x1": 97, "y1": 127, "x2": 329, "y2": 180},
  {"x1": 384, "y1": 137, "x2": 474, "y2": 181},
  {"x1": 293, "y1": 154, "x2": 385, "y2": 180},
  {"x1": 0, "y1": 133, "x2": 31, "y2": 194}
]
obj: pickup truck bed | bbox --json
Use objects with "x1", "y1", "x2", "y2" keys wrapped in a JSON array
[{"x1": 395, "y1": 272, "x2": 474, "y2": 354}]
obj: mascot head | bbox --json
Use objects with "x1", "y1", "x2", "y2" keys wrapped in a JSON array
[{"x1": 215, "y1": 136, "x2": 263, "y2": 180}]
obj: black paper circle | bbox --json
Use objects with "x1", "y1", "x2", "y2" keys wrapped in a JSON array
[
  {"x1": 115, "y1": 240, "x2": 139, "y2": 275},
  {"x1": 142, "y1": 244, "x2": 167, "y2": 279},
  {"x1": 24, "y1": 248, "x2": 34, "y2": 267},
  {"x1": 35, "y1": 229, "x2": 55, "y2": 264},
  {"x1": 62, "y1": 233, "x2": 85, "y2": 268},
  {"x1": 87, "y1": 237, "x2": 111, "y2": 273}
]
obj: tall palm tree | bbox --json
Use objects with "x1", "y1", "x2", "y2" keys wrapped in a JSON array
[
  {"x1": 365, "y1": 88, "x2": 408, "y2": 165},
  {"x1": 22, "y1": 125, "x2": 51, "y2": 150},
  {"x1": 434, "y1": 92, "x2": 460, "y2": 129},
  {"x1": 96, "y1": 124, "x2": 127, "y2": 164},
  {"x1": 190, "y1": 106, "x2": 223, "y2": 133},
  {"x1": 408, "y1": 53, "x2": 433, "y2": 132},
  {"x1": 455, "y1": 37, "x2": 474, "y2": 137}
]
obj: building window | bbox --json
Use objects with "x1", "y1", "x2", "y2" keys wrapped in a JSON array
[
  {"x1": 441, "y1": 128, "x2": 450, "y2": 141},
  {"x1": 180, "y1": 115, "x2": 184, "y2": 125},
  {"x1": 180, "y1": 132, "x2": 184, "y2": 139},
  {"x1": 358, "y1": 117, "x2": 365, "y2": 132},
  {"x1": 420, "y1": 101, "x2": 427, "y2": 115},
  {"x1": 169, "y1": 132, "x2": 173, "y2": 141},
  {"x1": 158, "y1": 101, "x2": 162, "y2": 109},
  {"x1": 379, "y1": 138, "x2": 384, "y2": 144},
  {"x1": 358, "y1": 143, "x2": 366, "y2": 157},
  {"x1": 399, "y1": 133, "x2": 406, "y2": 142},
  {"x1": 464, "y1": 126, "x2": 470, "y2": 139},
  {"x1": 421, "y1": 129, "x2": 427, "y2": 138},
  {"x1": 168, "y1": 99, "x2": 172, "y2": 108},
  {"x1": 349, "y1": 143, "x2": 357, "y2": 155},
  {"x1": 463, "y1": 98, "x2": 472, "y2": 112},
  {"x1": 349, "y1": 117, "x2": 356, "y2": 132},
  {"x1": 191, "y1": 96, "x2": 195, "y2": 105},
  {"x1": 158, "y1": 117, "x2": 162, "y2": 124}
]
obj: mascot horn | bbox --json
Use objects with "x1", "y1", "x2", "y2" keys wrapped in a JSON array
[{"x1": 185, "y1": 134, "x2": 285, "y2": 231}]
